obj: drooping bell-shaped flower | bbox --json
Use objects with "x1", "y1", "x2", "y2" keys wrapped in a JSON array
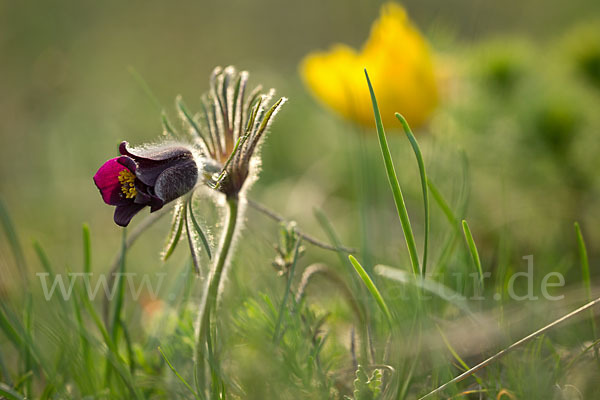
[{"x1": 94, "y1": 141, "x2": 199, "y2": 226}]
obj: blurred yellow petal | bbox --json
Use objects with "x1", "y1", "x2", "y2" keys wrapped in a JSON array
[{"x1": 300, "y1": 2, "x2": 438, "y2": 130}]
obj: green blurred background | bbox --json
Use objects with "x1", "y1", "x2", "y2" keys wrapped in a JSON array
[
  {"x1": 2, "y1": 1, "x2": 600, "y2": 398},
  {"x1": 1, "y1": 0, "x2": 600, "y2": 301}
]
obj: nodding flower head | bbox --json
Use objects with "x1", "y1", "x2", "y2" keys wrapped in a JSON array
[
  {"x1": 93, "y1": 66, "x2": 284, "y2": 226},
  {"x1": 94, "y1": 142, "x2": 199, "y2": 226},
  {"x1": 174, "y1": 66, "x2": 286, "y2": 197}
]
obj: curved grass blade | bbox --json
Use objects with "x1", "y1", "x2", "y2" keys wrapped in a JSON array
[
  {"x1": 110, "y1": 229, "x2": 127, "y2": 341},
  {"x1": 0, "y1": 307, "x2": 23, "y2": 351},
  {"x1": 79, "y1": 288, "x2": 143, "y2": 400},
  {"x1": 427, "y1": 180, "x2": 458, "y2": 230},
  {"x1": 82, "y1": 224, "x2": 92, "y2": 274},
  {"x1": 0, "y1": 383, "x2": 25, "y2": 400},
  {"x1": 461, "y1": 220, "x2": 484, "y2": 288},
  {"x1": 161, "y1": 111, "x2": 179, "y2": 138},
  {"x1": 349, "y1": 255, "x2": 392, "y2": 325},
  {"x1": 127, "y1": 66, "x2": 162, "y2": 112},
  {"x1": 187, "y1": 197, "x2": 212, "y2": 260},
  {"x1": 364, "y1": 70, "x2": 420, "y2": 277},
  {"x1": 435, "y1": 324, "x2": 484, "y2": 387},
  {"x1": 574, "y1": 222, "x2": 598, "y2": 363},
  {"x1": 184, "y1": 208, "x2": 202, "y2": 275},
  {"x1": 0, "y1": 199, "x2": 27, "y2": 282},
  {"x1": 273, "y1": 237, "x2": 302, "y2": 343},
  {"x1": 396, "y1": 113, "x2": 430, "y2": 276},
  {"x1": 419, "y1": 296, "x2": 600, "y2": 399},
  {"x1": 32, "y1": 241, "x2": 55, "y2": 277},
  {"x1": 177, "y1": 95, "x2": 213, "y2": 154},
  {"x1": 158, "y1": 347, "x2": 201, "y2": 399},
  {"x1": 161, "y1": 201, "x2": 185, "y2": 261}
]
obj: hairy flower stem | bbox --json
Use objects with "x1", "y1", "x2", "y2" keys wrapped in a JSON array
[{"x1": 195, "y1": 195, "x2": 239, "y2": 394}]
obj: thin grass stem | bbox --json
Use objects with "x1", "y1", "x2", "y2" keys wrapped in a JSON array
[{"x1": 364, "y1": 70, "x2": 420, "y2": 277}]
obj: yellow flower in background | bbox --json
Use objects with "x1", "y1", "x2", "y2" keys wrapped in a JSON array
[{"x1": 301, "y1": 2, "x2": 438, "y2": 130}]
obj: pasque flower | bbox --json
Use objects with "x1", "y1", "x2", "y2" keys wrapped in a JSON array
[
  {"x1": 93, "y1": 142, "x2": 199, "y2": 226},
  {"x1": 183, "y1": 66, "x2": 286, "y2": 197},
  {"x1": 300, "y1": 2, "x2": 438, "y2": 129},
  {"x1": 93, "y1": 66, "x2": 285, "y2": 228}
]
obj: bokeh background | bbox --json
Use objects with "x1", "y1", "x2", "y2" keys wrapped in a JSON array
[
  {"x1": 1, "y1": 0, "x2": 600, "y2": 282},
  {"x1": 1, "y1": 0, "x2": 600, "y2": 397}
]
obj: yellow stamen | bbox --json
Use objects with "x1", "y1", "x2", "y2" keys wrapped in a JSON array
[{"x1": 118, "y1": 169, "x2": 137, "y2": 199}]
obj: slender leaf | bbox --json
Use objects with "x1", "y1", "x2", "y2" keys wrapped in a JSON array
[
  {"x1": 162, "y1": 201, "x2": 185, "y2": 261},
  {"x1": 161, "y1": 111, "x2": 179, "y2": 137},
  {"x1": 364, "y1": 70, "x2": 420, "y2": 277},
  {"x1": 427, "y1": 180, "x2": 458, "y2": 229},
  {"x1": 349, "y1": 256, "x2": 392, "y2": 325},
  {"x1": 0, "y1": 307, "x2": 23, "y2": 349},
  {"x1": 396, "y1": 112, "x2": 430, "y2": 276},
  {"x1": 0, "y1": 383, "x2": 25, "y2": 400},
  {"x1": 158, "y1": 347, "x2": 201, "y2": 399},
  {"x1": 0, "y1": 199, "x2": 27, "y2": 277},
  {"x1": 177, "y1": 95, "x2": 213, "y2": 153},
  {"x1": 461, "y1": 220, "x2": 484, "y2": 288},
  {"x1": 273, "y1": 237, "x2": 302, "y2": 343},
  {"x1": 82, "y1": 224, "x2": 91, "y2": 274},
  {"x1": 574, "y1": 222, "x2": 598, "y2": 361},
  {"x1": 187, "y1": 197, "x2": 212, "y2": 259}
]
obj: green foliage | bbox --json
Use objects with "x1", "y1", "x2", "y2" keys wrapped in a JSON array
[
  {"x1": 344, "y1": 365, "x2": 383, "y2": 400},
  {"x1": 2, "y1": 17, "x2": 600, "y2": 400}
]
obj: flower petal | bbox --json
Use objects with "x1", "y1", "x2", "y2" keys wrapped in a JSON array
[
  {"x1": 154, "y1": 159, "x2": 198, "y2": 204},
  {"x1": 300, "y1": 2, "x2": 438, "y2": 129},
  {"x1": 119, "y1": 141, "x2": 193, "y2": 162},
  {"x1": 93, "y1": 158, "x2": 130, "y2": 206},
  {"x1": 114, "y1": 203, "x2": 146, "y2": 227},
  {"x1": 117, "y1": 155, "x2": 137, "y2": 172},
  {"x1": 119, "y1": 141, "x2": 195, "y2": 186},
  {"x1": 134, "y1": 182, "x2": 164, "y2": 212}
]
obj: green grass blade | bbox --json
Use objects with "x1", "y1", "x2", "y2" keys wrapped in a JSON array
[
  {"x1": 105, "y1": 229, "x2": 128, "y2": 386},
  {"x1": 120, "y1": 320, "x2": 136, "y2": 375},
  {"x1": 161, "y1": 111, "x2": 179, "y2": 137},
  {"x1": 162, "y1": 201, "x2": 185, "y2": 261},
  {"x1": 461, "y1": 220, "x2": 484, "y2": 289},
  {"x1": 273, "y1": 238, "x2": 302, "y2": 343},
  {"x1": 127, "y1": 65, "x2": 162, "y2": 112},
  {"x1": 177, "y1": 95, "x2": 213, "y2": 153},
  {"x1": 32, "y1": 241, "x2": 55, "y2": 276},
  {"x1": 575, "y1": 222, "x2": 593, "y2": 303},
  {"x1": 79, "y1": 288, "x2": 142, "y2": 399},
  {"x1": 0, "y1": 199, "x2": 27, "y2": 279},
  {"x1": 0, "y1": 383, "x2": 25, "y2": 400},
  {"x1": 22, "y1": 295, "x2": 33, "y2": 397},
  {"x1": 313, "y1": 208, "x2": 352, "y2": 273},
  {"x1": 313, "y1": 208, "x2": 369, "y2": 362},
  {"x1": 187, "y1": 197, "x2": 212, "y2": 260},
  {"x1": 396, "y1": 113, "x2": 430, "y2": 276},
  {"x1": 82, "y1": 224, "x2": 91, "y2": 274},
  {"x1": 435, "y1": 324, "x2": 484, "y2": 386},
  {"x1": 110, "y1": 229, "x2": 127, "y2": 341},
  {"x1": 0, "y1": 307, "x2": 23, "y2": 349},
  {"x1": 71, "y1": 285, "x2": 93, "y2": 390},
  {"x1": 427, "y1": 180, "x2": 458, "y2": 229},
  {"x1": 364, "y1": 70, "x2": 420, "y2": 277},
  {"x1": 574, "y1": 222, "x2": 598, "y2": 362},
  {"x1": 158, "y1": 347, "x2": 201, "y2": 399},
  {"x1": 348, "y1": 255, "x2": 392, "y2": 325}
]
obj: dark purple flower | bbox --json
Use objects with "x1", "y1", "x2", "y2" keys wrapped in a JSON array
[{"x1": 94, "y1": 141, "x2": 198, "y2": 227}]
